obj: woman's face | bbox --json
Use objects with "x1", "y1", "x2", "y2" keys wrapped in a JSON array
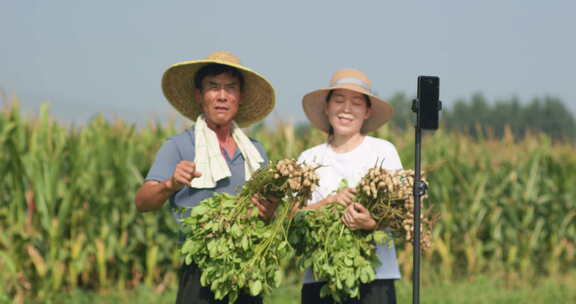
[{"x1": 325, "y1": 89, "x2": 372, "y2": 137}]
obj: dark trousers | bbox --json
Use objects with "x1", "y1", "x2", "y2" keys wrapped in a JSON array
[
  {"x1": 176, "y1": 263, "x2": 263, "y2": 304},
  {"x1": 301, "y1": 279, "x2": 397, "y2": 304}
]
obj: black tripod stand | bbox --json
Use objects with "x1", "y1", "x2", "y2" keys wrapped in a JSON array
[{"x1": 411, "y1": 76, "x2": 440, "y2": 304}]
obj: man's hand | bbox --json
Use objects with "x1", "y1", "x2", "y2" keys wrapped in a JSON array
[
  {"x1": 166, "y1": 161, "x2": 202, "y2": 191},
  {"x1": 135, "y1": 161, "x2": 202, "y2": 212},
  {"x1": 251, "y1": 194, "x2": 279, "y2": 221},
  {"x1": 341, "y1": 203, "x2": 377, "y2": 230}
]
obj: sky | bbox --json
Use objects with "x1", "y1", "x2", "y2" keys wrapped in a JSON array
[{"x1": 1, "y1": 1, "x2": 575, "y2": 127}]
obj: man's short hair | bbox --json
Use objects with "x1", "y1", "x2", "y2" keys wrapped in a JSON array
[{"x1": 194, "y1": 63, "x2": 245, "y2": 91}]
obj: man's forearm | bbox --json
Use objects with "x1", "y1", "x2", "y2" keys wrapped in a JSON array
[{"x1": 135, "y1": 180, "x2": 177, "y2": 212}]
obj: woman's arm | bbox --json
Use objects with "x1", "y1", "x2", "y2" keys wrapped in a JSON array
[{"x1": 301, "y1": 187, "x2": 356, "y2": 210}]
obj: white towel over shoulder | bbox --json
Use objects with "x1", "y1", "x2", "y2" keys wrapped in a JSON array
[{"x1": 191, "y1": 115, "x2": 264, "y2": 188}]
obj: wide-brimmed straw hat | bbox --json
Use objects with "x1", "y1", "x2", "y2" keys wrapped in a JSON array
[
  {"x1": 302, "y1": 68, "x2": 394, "y2": 133},
  {"x1": 161, "y1": 51, "x2": 275, "y2": 127}
]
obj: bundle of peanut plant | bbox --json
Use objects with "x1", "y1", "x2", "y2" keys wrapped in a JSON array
[
  {"x1": 290, "y1": 168, "x2": 433, "y2": 302},
  {"x1": 357, "y1": 168, "x2": 433, "y2": 249},
  {"x1": 180, "y1": 159, "x2": 319, "y2": 303}
]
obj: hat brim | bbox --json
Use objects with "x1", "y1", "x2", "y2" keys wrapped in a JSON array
[
  {"x1": 302, "y1": 85, "x2": 394, "y2": 133},
  {"x1": 162, "y1": 59, "x2": 275, "y2": 127}
]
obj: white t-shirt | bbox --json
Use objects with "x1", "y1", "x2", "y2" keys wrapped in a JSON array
[{"x1": 297, "y1": 136, "x2": 402, "y2": 283}]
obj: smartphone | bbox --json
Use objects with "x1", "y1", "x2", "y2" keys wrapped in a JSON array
[{"x1": 417, "y1": 76, "x2": 440, "y2": 130}]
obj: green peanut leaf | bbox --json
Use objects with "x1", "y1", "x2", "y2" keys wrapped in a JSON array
[
  {"x1": 190, "y1": 204, "x2": 208, "y2": 217},
  {"x1": 273, "y1": 270, "x2": 282, "y2": 287},
  {"x1": 249, "y1": 280, "x2": 262, "y2": 296},
  {"x1": 241, "y1": 235, "x2": 249, "y2": 251},
  {"x1": 373, "y1": 230, "x2": 388, "y2": 244}
]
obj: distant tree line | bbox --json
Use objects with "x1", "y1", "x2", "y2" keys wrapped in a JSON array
[{"x1": 387, "y1": 93, "x2": 576, "y2": 142}]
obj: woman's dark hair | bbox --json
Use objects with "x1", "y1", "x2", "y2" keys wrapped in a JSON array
[
  {"x1": 325, "y1": 90, "x2": 372, "y2": 138},
  {"x1": 194, "y1": 63, "x2": 245, "y2": 91}
]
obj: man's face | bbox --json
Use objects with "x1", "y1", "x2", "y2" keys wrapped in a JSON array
[{"x1": 195, "y1": 73, "x2": 242, "y2": 128}]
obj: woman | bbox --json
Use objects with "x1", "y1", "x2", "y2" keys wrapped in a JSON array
[{"x1": 298, "y1": 68, "x2": 401, "y2": 304}]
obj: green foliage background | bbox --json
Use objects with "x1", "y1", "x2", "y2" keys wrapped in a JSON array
[
  {"x1": 0, "y1": 101, "x2": 575, "y2": 302},
  {"x1": 387, "y1": 93, "x2": 576, "y2": 142}
]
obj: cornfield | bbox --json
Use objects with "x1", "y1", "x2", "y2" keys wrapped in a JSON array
[{"x1": 1, "y1": 102, "x2": 575, "y2": 302}]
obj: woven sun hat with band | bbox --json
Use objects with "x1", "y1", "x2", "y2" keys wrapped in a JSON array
[
  {"x1": 302, "y1": 68, "x2": 394, "y2": 134},
  {"x1": 161, "y1": 51, "x2": 275, "y2": 127}
]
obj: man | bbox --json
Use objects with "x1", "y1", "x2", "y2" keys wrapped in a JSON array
[{"x1": 135, "y1": 51, "x2": 276, "y2": 304}]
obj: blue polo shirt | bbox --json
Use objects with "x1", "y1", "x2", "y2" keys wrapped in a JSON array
[{"x1": 145, "y1": 126, "x2": 268, "y2": 224}]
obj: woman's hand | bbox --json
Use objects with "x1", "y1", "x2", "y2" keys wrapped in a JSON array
[
  {"x1": 341, "y1": 203, "x2": 377, "y2": 230},
  {"x1": 328, "y1": 187, "x2": 356, "y2": 207},
  {"x1": 301, "y1": 187, "x2": 356, "y2": 211}
]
